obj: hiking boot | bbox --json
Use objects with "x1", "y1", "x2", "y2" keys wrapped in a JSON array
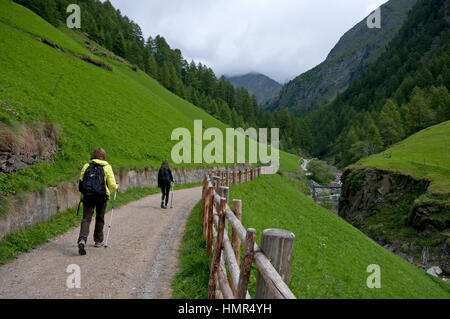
[
  {"x1": 78, "y1": 240, "x2": 86, "y2": 256},
  {"x1": 94, "y1": 242, "x2": 104, "y2": 248}
]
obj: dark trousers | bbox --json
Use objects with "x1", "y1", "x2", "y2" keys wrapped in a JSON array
[
  {"x1": 161, "y1": 181, "x2": 171, "y2": 205},
  {"x1": 78, "y1": 195, "x2": 108, "y2": 244}
]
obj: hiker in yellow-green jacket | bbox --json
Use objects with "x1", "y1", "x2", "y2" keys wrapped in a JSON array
[{"x1": 77, "y1": 148, "x2": 119, "y2": 256}]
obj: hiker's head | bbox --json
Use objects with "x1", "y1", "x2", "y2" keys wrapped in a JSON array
[
  {"x1": 161, "y1": 160, "x2": 170, "y2": 169},
  {"x1": 91, "y1": 148, "x2": 106, "y2": 161}
]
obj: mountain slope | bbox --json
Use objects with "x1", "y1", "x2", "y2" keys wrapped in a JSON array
[
  {"x1": 269, "y1": 0, "x2": 418, "y2": 115},
  {"x1": 0, "y1": 0, "x2": 299, "y2": 198},
  {"x1": 227, "y1": 73, "x2": 282, "y2": 104},
  {"x1": 303, "y1": 0, "x2": 450, "y2": 168}
]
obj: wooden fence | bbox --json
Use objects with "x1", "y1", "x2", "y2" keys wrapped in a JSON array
[{"x1": 201, "y1": 167, "x2": 296, "y2": 299}]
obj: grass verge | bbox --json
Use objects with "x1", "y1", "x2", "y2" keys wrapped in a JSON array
[{"x1": 171, "y1": 201, "x2": 210, "y2": 299}]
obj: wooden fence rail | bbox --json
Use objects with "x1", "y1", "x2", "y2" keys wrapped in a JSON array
[{"x1": 201, "y1": 167, "x2": 296, "y2": 299}]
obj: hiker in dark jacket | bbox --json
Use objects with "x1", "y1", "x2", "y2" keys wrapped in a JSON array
[
  {"x1": 77, "y1": 148, "x2": 119, "y2": 255},
  {"x1": 158, "y1": 160, "x2": 174, "y2": 209}
]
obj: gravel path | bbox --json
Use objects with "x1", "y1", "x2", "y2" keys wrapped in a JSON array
[{"x1": 0, "y1": 187, "x2": 202, "y2": 299}]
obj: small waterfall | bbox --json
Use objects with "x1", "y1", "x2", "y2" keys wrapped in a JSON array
[{"x1": 422, "y1": 246, "x2": 429, "y2": 265}]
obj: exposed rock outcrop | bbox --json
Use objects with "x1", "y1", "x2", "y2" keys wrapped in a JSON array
[
  {"x1": 339, "y1": 167, "x2": 449, "y2": 275},
  {"x1": 0, "y1": 122, "x2": 59, "y2": 173},
  {"x1": 339, "y1": 168, "x2": 430, "y2": 226}
]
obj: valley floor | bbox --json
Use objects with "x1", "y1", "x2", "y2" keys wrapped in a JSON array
[{"x1": 0, "y1": 187, "x2": 201, "y2": 299}]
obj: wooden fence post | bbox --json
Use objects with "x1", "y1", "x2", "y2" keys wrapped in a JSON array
[
  {"x1": 212, "y1": 176, "x2": 220, "y2": 193},
  {"x1": 236, "y1": 228, "x2": 256, "y2": 299},
  {"x1": 202, "y1": 175, "x2": 208, "y2": 237},
  {"x1": 220, "y1": 186, "x2": 230, "y2": 233},
  {"x1": 255, "y1": 229, "x2": 295, "y2": 299},
  {"x1": 206, "y1": 186, "x2": 215, "y2": 256},
  {"x1": 217, "y1": 185, "x2": 222, "y2": 197},
  {"x1": 221, "y1": 187, "x2": 229, "y2": 203},
  {"x1": 202, "y1": 190, "x2": 207, "y2": 237},
  {"x1": 208, "y1": 198, "x2": 227, "y2": 299},
  {"x1": 231, "y1": 200, "x2": 242, "y2": 266}
]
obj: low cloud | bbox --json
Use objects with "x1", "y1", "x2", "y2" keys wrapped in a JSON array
[{"x1": 109, "y1": 0, "x2": 388, "y2": 83}]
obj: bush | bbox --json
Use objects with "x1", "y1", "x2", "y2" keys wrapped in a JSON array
[{"x1": 307, "y1": 159, "x2": 335, "y2": 184}]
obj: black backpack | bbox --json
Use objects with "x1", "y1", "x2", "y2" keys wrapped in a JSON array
[
  {"x1": 79, "y1": 163, "x2": 106, "y2": 196},
  {"x1": 160, "y1": 168, "x2": 170, "y2": 182}
]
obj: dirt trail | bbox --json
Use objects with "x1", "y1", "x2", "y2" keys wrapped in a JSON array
[{"x1": 0, "y1": 187, "x2": 202, "y2": 299}]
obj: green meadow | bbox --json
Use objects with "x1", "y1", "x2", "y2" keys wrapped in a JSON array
[{"x1": 353, "y1": 121, "x2": 450, "y2": 194}]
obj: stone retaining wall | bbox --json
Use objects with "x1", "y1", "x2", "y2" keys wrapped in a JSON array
[{"x1": 0, "y1": 166, "x2": 239, "y2": 240}]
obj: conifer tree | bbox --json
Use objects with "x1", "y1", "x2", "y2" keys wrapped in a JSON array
[
  {"x1": 408, "y1": 87, "x2": 434, "y2": 131},
  {"x1": 378, "y1": 99, "x2": 405, "y2": 146},
  {"x1": 113, "y1": 32, "x2": 126, "y2": 58},
  {"x1": 367, "y1": 125, "x2": 384, "y2": 155}
]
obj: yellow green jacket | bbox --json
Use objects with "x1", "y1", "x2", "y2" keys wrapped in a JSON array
[{"x1": 79, "y1": 159, "x2": 118, "y2": 199}]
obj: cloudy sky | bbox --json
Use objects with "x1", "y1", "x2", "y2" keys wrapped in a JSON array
[{"x1": 108, "y1": 0, "x2": 388, "y2": 83}]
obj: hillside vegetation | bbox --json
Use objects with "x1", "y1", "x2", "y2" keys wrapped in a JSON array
[
  {"x1": 173, "y1": 173, "x2": 449, "y2": 298},
  {"x1": 0, "y1": 0, "x2": 299, "y2": 198},
  {"x1": 13, "y1": 0, "x2": 309, "y2": 155},
  {"x1": 304, "y1": 0, "x2": 449, "y2": 168}
]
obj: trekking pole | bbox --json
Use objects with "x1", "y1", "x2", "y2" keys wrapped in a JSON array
[
  {"x1": 171, "y1": 182, "x2": 175, "y2": 208},
  {"x1": 104, "y1": 190, "x2": 118, "y2": 248},
  {"x1": 76, "y1": 199, "x2": 82, "y2": 216}
]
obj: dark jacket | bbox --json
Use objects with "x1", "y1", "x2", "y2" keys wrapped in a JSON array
[{"x1": 158, "y1": 167, "x2": 174, "y2": 188}]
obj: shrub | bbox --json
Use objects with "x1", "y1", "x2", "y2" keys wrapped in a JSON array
[{"x1": 307, "y1": 159, "x2": 335, "y2": 184}]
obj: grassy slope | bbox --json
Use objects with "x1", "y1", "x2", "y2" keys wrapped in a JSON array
[
  {"x1": 229, "y1": 174, "x2": 449, "y2": 298},
  {"x1": 0, "y1": 0, "x2": 299, "y2": 197},
  {"x1": 352, "y1": 121, "x2": 450, "y2": 194},
  {"x1": 173, "y1": 174, "x2": 449, "y2": 299}
]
